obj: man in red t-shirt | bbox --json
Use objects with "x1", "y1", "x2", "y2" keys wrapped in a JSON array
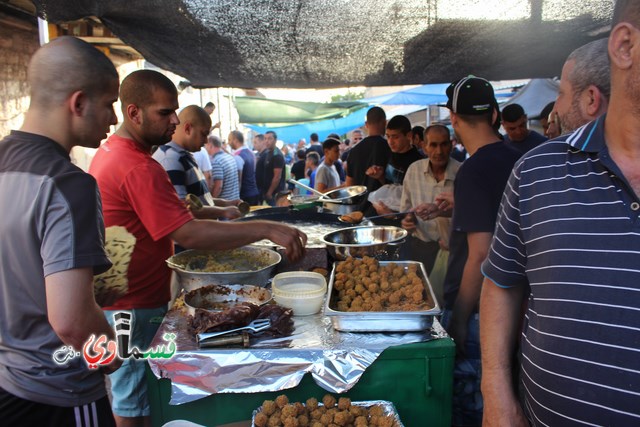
[{"x1": 89, "y1": 70, "x2": 306, "y2": 427}]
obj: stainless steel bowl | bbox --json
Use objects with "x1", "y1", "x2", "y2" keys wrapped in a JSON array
[
  {"x1": 321, "y1": 185, "x2": 367, "y2": 204},
  {"x1": 166, "y1": 246, "x2": 281, "y2": 291},
  {"x1": 321, "y1": 226, "x2": 408, "y2": 260}
]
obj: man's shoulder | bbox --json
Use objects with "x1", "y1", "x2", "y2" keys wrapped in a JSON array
[{"x1": 528, "y1": 129, "x2": 548, "y2": 142}]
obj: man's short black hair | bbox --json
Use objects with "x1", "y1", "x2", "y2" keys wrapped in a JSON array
[
  {"x1": 386, "y1": 115, "x2": 412, "y2": 134},
  {"x1": 266, "y1": 130, "x2": 278, "y2": 140},
  {"x1": 322, "y1": 138, "x2": 340, "y2": 152},
  {"x1": 327, "y1": 133, "x2": 341, "y2": 141},
  {"x1": 204, "y1": 101, "x2": 215, "y2": 108},
  {"x1": 296, "y1": 149, "x2": 306, "y2": 159},
  {"x1": 366, "y1": 106, "x2": 386, "y2": 124},
  {"x1": 310, "y1": 133, "x2": 319, "y2": 142},
  {"x1": 502, "y1": 104, "x2": 526, "y2": 122},
  {"x1": 411, "y1": 126, "x2": 425, "y2": 141}
]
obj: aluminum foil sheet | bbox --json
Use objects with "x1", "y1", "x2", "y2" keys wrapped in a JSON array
[{"x1": 148, "y1": 301, "x2": 447, "y2": 405}]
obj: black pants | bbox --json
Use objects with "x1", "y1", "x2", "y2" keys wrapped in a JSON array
[
  {"x1": 400, "y1": 235, "x2": 440, "y2": 274},
  {"x1": 0, "y1": 387, "x2": 115, "y2": 427}
]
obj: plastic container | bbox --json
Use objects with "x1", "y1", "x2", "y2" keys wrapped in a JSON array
[{"x1": 271, "y1": 271, "x2": 327, "y2": 316}]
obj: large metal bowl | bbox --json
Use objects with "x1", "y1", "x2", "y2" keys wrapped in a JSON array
[
  {"x1": 321, "y1": 185, "x2": 367, "y2": 204},
  {"x1": 166, "y1": 246, "x2": 281, "y2": 291},
  {"x1": 321, "y1": 226, "x2": 408, "y2": 260}
]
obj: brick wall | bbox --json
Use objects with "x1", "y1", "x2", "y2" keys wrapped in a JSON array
[{"x1": 0, "y1": 16, "x2": 38, "y2": 138}]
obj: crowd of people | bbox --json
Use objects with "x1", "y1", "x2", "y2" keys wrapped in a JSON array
[{"x1": 1, "y1": 1, "x2": 639, "y2": 426}]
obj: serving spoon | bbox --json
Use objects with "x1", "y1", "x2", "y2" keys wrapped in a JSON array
[{"x1": 287, "y1": 179, "x2": 327, "y2": 199}]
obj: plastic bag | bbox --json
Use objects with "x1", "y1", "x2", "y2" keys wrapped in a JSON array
[{"x1": 367, "y1": 184, "x2": 403, "y2": 212}]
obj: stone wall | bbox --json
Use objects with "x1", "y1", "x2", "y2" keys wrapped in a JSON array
[{"x1": 0, "y1": 14, "x2": 39, "y2": 138}]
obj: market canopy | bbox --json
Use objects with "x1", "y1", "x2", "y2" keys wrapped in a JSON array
[
  {"x1": 33, "y1": 0, "x2": 613, "y2": 88},
  {"x1": 233, "y1": 98, "x2": 367, "y2": 126},
  {"x1": 501, "y1": 78, "x2": 560, "y2": 118}
]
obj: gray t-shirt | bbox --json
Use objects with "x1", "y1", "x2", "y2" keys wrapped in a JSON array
[
  {"x1": 0, "y1": 131, "x2": 111, "y2": 407},
  {"x1": 315, "y1": 162, "x2": 341, "y2": 190}
]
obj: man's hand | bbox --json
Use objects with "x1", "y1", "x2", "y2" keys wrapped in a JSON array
[
  {"x1": 267, "y1": 224, "x2": 307, "y2": 263},
  {"x1": 365, "y1": 165, "x2": 385, "y2": 182},
  {"x1": 220, "y1": 206, "x2": 241, "y2": 220},
  {"x1": 372, "y1": 201, "x2": 394, "y2": 216},
  {"x1": 434, "y1": 192, "x2": 454, "y2": 216},
  {"x1": 414, "y1": 202, "x2": 440, "y2": 221},
  {"x1": 401, "y1": 212, "x2": 417, "y2": 233}
]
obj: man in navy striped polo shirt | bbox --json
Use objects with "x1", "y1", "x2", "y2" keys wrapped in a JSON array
[{"x1": 480, "y1": 1, "x2": 640, "y2": 425}]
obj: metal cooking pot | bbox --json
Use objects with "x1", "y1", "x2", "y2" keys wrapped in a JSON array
[
  {"x1": 321, "y1": 226, "x2": 408, "y2": 260},
  {"x1": 166, "y1": 246, "x2": 281, "y2": 291}
]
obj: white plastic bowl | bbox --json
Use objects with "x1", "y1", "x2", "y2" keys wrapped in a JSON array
[{"x1": 271, "y1": 271, "x2": 327, "y2": 316}]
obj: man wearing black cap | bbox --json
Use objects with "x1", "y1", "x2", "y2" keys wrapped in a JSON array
[{"x1": 441, "y1": 76, "x2": 521, "y2": 426}]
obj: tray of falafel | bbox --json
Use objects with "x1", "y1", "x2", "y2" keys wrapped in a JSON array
[
  {"x1": 252, "y1": 393, "x2": 403, "y2": 427},
  {"x1": 324, "y1": 256, "x2": 441, "y2": 332}
]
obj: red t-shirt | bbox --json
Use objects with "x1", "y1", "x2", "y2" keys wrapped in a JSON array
[{"x1": 90, "y1": 134, "x2": 193, "y2": 310}]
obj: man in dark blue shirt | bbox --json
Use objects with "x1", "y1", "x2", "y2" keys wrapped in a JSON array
[{"x1": 501, "y1": 103, "x2": 547, "y2": 154}]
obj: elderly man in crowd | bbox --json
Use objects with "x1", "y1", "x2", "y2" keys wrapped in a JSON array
[
  {"x1": 400, "y1": 124, "x2": 460, "y2": 301},
  {"x1": 480, "y1": 1, "x2": 640, "y2": 425},
  {"x1": 0, "y1": 36, "x2": 120, "y2": 426},
  {"x1": 90, "y1": 70, "x2": 306, "y2": 427},
  {"x1": 555, "y1": 38, "x2": 611, "y2": 136}
]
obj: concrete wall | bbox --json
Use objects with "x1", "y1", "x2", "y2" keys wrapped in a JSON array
[{"x1": 0, "y1": 14, "x2": 39, "y2": 138}]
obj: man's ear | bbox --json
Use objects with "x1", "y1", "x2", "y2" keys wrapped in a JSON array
[
  {"x1": 183, "y1": 122, "x2": 192, "y2": 135},
  {"x1": 126, "y1": 104, "x2": 142, "y2": 125},
  {"x1": 609, "y1": 22, "x2": 635, "y2": 71},
  {"x1": 584, "y1": 85, "x2": 605, "y2": 116},
  {"x1": 68, "y1": 91, "x2": 86, "y2": 117}
]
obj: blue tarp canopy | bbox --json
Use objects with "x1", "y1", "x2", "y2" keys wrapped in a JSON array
[
  {"x1": 361, "y1": 84, "x2": 452, "y2": 106},
  {"x1": 246, "y1": 108, "x2": 368, "y2": 144}
]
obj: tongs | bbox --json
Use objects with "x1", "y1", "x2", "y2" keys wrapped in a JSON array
[{"x1": 197, "y1": 318, "x2": 271, "y2": 346}]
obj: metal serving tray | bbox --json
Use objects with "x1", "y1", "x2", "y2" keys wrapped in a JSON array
[
  {"x1": 324, "y1": 260, "x2": 441, "y2": 332},
  {"x1": 251, "y1": 399, "x2": 404, "y2": 427}
]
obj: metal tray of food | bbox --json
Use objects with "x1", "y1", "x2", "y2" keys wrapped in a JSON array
[
  {"x1": 324, "y1": 259, "x2": 441, "y2": 332},
  {"x1": 184, "y1": 284, "x2": 272, "y2": 316},
  {"x1": 251, "y1": 398, "x2": 404, "y2": 427}
]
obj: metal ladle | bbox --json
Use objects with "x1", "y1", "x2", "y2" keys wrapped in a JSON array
[{"x1": 287, "y1": 179, "x2": 328, "y2": 199}]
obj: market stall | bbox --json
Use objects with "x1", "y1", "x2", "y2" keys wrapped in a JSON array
[{"x1": 146, "y1": 203, "x2": 455, "y2": 427}]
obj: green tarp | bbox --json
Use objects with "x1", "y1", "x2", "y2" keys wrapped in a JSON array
[{"x1": 233, "y1": 97, "x2": 368, "y2": 126}]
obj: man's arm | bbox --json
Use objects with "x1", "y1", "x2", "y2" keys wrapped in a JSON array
[
  {"x1": 448, "y1": 231, "x2": 492, "y2": 354},
  {"x1": 170, "y1": 219, "x2": 307, "y2": 262},
  {"x1": 480, "y1": 278, "x2": 529, "y2": 427},
  {"x1": 211, "y1": 178, "x2": 223, "y2": 198},
  {"x1": 266, "y1": 167, "x2": 283, "y2": 200},
  {"x1": 46, "y1": 267, "x2": 122, "y2": 372},
  {"x1": 203, "y1": 170, "x2": 213, "y2": 191}
]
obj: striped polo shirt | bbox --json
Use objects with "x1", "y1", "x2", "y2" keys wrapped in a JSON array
[
  {"x1": 482, "y1": 116, "x2": 640, "y2": 425},
  {"x1": 152, "y1": 142, "x2": 214, "y2": 206}
]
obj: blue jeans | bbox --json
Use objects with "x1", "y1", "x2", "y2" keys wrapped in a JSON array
[
  {"x1": 442, "y1": 309, "x2": 483, "y2": 427},
  {"x1": 104, "y1": 307, "x2": 166, "y2": 417}
]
